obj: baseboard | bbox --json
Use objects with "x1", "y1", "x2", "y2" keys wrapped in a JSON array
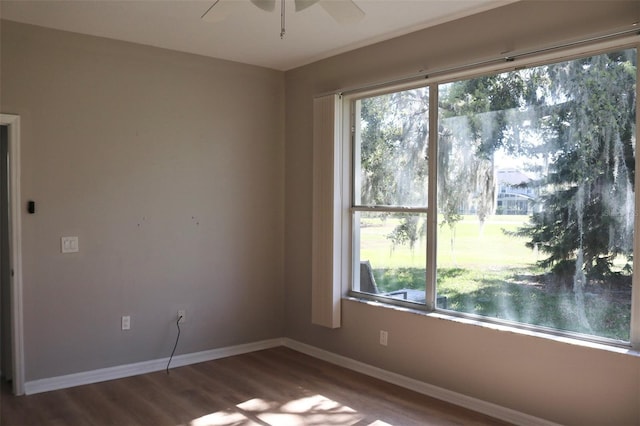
[
  {"x1": 24, "y1": 337, "x2": 559, "y2": 425},
  {"x1": 282, "y1": 338, "x2": 561, "y2": 426},
  {"x1": 24, "y1": 338, "x2": 283, "y2": 395}
]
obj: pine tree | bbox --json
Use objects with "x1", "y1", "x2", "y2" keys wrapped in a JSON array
[{"x1": 517, "y1": 49, "x2": 636, "y2": 282}]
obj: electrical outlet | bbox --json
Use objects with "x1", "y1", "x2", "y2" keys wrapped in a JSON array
[
  {"x1": 122, "y1": 315, "x2": 131, "y2": 330},
  {"x1": 177, "y1": 309, "x2": 186, "y2": 323},
  {"x1": 379, "y1": 330, "x2": 388, "y2": 346}
]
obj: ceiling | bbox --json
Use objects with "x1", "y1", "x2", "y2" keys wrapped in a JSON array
[{"x1": 0, "y1": 0, "x2": 516, "y2": 71}]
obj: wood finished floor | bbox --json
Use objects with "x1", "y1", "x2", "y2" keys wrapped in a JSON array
[{"x1": 0, "y1": 347, "x2": 512, "y2": 426}]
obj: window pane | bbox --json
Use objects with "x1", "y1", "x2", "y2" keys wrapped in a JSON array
[
  {"x1": 354, "y1": 211, "x2": 427, "y2": 304},
  {"x1": 354, "y1": 88, "x2": 429, "y2": 207},
  {"x1": 436, "y1": 49, "x2": 636, "y2": 341}
]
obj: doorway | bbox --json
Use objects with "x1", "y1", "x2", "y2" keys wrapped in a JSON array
[
  {"x1": 0, "y1": 114, "x2": 24, "y2": 396},
  {"x1": 1, "y1": 125, "x2": 11, "y2": 386}
]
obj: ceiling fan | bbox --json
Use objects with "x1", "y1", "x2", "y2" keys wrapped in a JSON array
[{"x1": 201, "y1": 0, "x2": 365, "y2": 38}]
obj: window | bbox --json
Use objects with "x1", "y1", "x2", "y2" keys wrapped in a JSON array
[
  {"x1": 348, "y1": 46, "x2": 637, "y2": 345},
  {"x1": 351, "y1": 88, "x2": 430, "y2": 304}
]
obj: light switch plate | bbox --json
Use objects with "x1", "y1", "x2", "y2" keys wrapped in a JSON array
[
  {"x1": 122, "y1": 315, "x2": 131, "y2": 330},
  {"x1": 61, "y1": 236, "x2": 79, "y2": 253}
]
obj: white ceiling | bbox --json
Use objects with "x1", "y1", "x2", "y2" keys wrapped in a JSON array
[{"x1": 0, "y1": 0, "x2": 516, "y2": 71}]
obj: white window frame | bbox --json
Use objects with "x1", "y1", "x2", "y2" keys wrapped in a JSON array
[{"x1": 339, "y1": 37, "x2": 640, "y2": 350}]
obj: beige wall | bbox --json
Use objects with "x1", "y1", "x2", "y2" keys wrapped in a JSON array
[
  {"x1": 3, "y1": 1, "x2": 640, "y2": 424},
  {"x1": 284, "y1": 1, "x2": 640, "y2": 425},
  {"x1": 1, "y1": 20, "x2": 285, "y2": 380}
]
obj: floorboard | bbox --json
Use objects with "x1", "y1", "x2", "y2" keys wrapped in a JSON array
[{"x1": 0, "y1": 347, "x2": 513, "y2": 425}]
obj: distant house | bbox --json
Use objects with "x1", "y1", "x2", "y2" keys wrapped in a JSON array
[{"x1": 496, "y1": 168, "x2": 536, "y2": 215}]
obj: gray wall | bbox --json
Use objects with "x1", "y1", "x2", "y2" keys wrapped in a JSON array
[
  {"x1": 2, "y1": 1, "x2": 640, "y2": 425},
  {"x1": 284, "y1": 1, "x2": 640, "y2": 425},
  {"x1": 0, "y1": 20, "x2": 285, "y2": 380}
]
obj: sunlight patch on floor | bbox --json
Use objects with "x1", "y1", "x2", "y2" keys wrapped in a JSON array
[{"x1": 189, "y1": 394, "x2": 366, "y2": 426}]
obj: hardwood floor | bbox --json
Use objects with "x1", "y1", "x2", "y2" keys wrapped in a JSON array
[{"x1": 0, "y1": 347, "x2": 512, "y2": 425}]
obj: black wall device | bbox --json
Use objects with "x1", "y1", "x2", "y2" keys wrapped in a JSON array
[{"x1": 27, "y1": 200, "x2": 35, "y2": 214}]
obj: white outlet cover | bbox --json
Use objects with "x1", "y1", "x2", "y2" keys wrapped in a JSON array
[
  {"x1": 380, "y1": 330, "x2": 388, "y2": 346},
  {"x1": 61, "y1": 236, "x2": 79, "y2": 253}
]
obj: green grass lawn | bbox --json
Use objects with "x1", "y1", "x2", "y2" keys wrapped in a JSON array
[
  {"x1": 360, "y1": 214, "x2": 537, "y2": 269},
  {"x1": 359, "y1": 214, "x2": 631, "y2": 341}
]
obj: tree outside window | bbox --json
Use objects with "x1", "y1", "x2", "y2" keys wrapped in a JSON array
[{"x1": 352, "y1": 47, "x2": 636, "y2": 342}]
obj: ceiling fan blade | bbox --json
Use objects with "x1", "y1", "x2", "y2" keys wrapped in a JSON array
[
  {"x1": 295, "y1": 0, "x2": 320, "y2": 12},
  {"x1": 251, "y1": 0, "x2": 276, "y2": 12},
  {"x1": 201, "y1": 0, "x2": 234, "y2": 22},
  {"x1": 319, "y1": 0, "x2": 364, "y2": 24}
]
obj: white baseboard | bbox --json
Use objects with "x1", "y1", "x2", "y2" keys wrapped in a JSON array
[
  {"x1": 282, "y1": 338, "x2": 560, "y2": 426},
  {"x1": 24, "y1": 337, "x2": 558, "y2": 425},
  {"x1": 24, "y1": 338, "x2": 283, "y2": 395}
]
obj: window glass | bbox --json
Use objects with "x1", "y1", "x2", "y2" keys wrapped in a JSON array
[
  {"x1": 354, "y1": 88, "x2": 429, "y2": 208},
  {"x1": 354, "y1": 211, "x2": 427, "y2": 303},
  {"x1": 349, "y1": 47, "x2": 636, "y2": 343},
  {"x1": 436, "y1": 49, "x2": 636, "y2": 341},
  {"x1": 352, "y1": 87, "x2": 429, "y2": 304}
]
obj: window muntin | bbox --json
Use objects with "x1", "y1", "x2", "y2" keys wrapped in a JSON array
[{"x1": 349, "y1": 47, "x2": 637, "y2": 343}]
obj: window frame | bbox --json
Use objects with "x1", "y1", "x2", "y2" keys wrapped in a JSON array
[{"x1": 342, "y1": 37, "x2": 640, "y2": 350}]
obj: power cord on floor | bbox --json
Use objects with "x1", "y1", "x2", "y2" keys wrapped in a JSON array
[{"x1": 166, "y1": 315, "x2": 182, "y2": 374}]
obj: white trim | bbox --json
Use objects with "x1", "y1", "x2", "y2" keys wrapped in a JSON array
[
  {"x1": 0, "y1": 114, "x2": 24, "y2": 396},
  {"x1": 425, "y1": 83, "x2": 438, "y2": 311},
  {"x1": 24, "y1": 338, "x2": 283, "y2": 395},
  {"x1": 631, "y1": 49, "x2": 640, "y2": 349},
  {"x1": 23, "y1": 336, "x2": 561, "y2": 424},
  {"x1": 282, "y1": 338, "x2": 561, "y2": 426}
]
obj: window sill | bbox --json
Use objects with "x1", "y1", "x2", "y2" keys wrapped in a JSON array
[{"x1": 344, "y1": 296, "x2": 640, "y2": 357}]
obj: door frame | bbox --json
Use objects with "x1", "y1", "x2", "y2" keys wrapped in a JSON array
[{"x1": 0, "y1": 114, "x2": 24, "y2": 395}]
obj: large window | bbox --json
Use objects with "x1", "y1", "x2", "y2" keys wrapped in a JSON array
[{"x1": 349, "y1": 46, "x2": 637, "y2": 344}]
